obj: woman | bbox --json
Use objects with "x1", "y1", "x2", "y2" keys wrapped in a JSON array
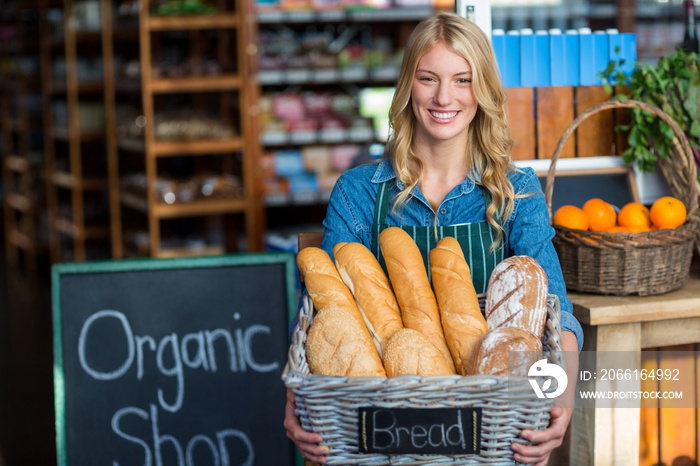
[{"x1": 285, "y1": 11, "x2": 582, "y2": 466}]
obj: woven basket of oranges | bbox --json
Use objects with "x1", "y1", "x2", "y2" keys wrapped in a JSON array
[{"x1": 544, "y1": 100, "x2": 699, "y2": 296}]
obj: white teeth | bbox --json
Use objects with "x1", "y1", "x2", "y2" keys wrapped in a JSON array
[{"x1": 431, "y1": 111, "x2": 457, "y2": 119}]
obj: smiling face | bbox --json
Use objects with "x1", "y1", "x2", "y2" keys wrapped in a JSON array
[{"x1": 411, "y1": 41, "x2": 477, "y2": 149}]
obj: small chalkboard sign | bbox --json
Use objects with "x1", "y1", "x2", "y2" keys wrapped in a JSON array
[
  {"x1": 358, "y1": 407, "x2": 482, "y2": 455},
  {"x1": 52, "y1": 253, "x2": 298, "y2": 466}
]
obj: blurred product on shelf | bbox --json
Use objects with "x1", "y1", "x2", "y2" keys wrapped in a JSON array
[
  {"x1": 121, "y1": 173, "x2": 245, "y2": 204},
  {"x1": 153, "y1": 112, "x2": 237, "y2": 141},
  {"x1": 682, "y1": 0, "x2": 699, "y2": 52},
  {"x1": 52, "y1": 102, "x2": 106, "y2": 131},
  {"x1": 154, "y1": 0, "x2": 219, "y2": 16},
  {"x1": 260, "y1": 143, "x2": 380, "y2": 205},
  {"x1": 259, "y1": 91, "x2": 375, "y2": 145}
]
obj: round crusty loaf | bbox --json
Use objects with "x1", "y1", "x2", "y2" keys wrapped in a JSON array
[
  {"x1": 467, "y1": 327, "x2": 542, "y2": 377},
  {"x1": 383, "y1": 328, "x2": 456, "y2": 377},
  {"x1": 430, "y1": 236, "x2": 488, "y2": 375},
  {"x1": 306, "y1": 304, "x2": 387, "y2": 378},
  {"x1": 485, "y1": 255, "x2": 548, "y2": 340},
  {"x1": 379, "y1": 227, "x2": 456, "y2": 373},
  {"x1": 333, "y1": 242, "x2": 403, "y2": 360}
]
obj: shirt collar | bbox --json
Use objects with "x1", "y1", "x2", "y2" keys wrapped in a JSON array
[
  {"x1": 370, "y1": 158, "x2": 478, "y2": 194},
  {"x1": 371, "y1": 159, "x2": 402, "y2": 188}
]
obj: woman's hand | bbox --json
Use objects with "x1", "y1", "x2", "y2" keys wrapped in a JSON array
[
  {"x1": 511, "y1": 406, "x2": 573, "y2": 465},
  {"x1": 284, "y1": 388, "x2": 329, "y2": 465},
  {"x1": 512, "y1": 331, "x2": 579, "y2": 466}
]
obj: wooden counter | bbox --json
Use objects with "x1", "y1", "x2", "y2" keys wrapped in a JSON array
[{"x1": 568, "y1": 269, "x2": 700, "y2": 466}]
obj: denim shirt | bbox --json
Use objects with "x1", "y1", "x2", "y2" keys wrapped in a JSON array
[{"x1": 320, "y1": 158, "x2": 584, "y2": 351}]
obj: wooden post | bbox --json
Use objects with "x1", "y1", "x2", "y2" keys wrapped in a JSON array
[{"x1": 570, "y1": 322, "x2": 642, "y2": 466}]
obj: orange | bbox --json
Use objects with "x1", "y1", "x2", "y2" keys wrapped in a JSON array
[
  {"x1": 582, "y1": 198, "x2": 617, "y2": 232},
  {"x1": 650, "y1": 196, "x2": 687, "y2": 229},
  {"x1": 617, "y1": 202, "x2": 651, "y2": 229},
  {"x1": 553, "y1": 205, "x2": 589, "y2": 230},
  {"x1": 608, "y1": 225, "x2": 630, "y2": 233}
]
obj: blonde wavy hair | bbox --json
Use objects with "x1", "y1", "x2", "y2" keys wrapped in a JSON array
[{"x1": 386, "y1": 11, "x2": 515, "y2": 249}]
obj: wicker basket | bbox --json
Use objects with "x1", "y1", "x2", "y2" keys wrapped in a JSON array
[
  {"x1": 283, "y1": 294, "x2": 563, "y2": 465},
  {"x1": 545, "y1": 100, "x2": 699, "y2": 296}
]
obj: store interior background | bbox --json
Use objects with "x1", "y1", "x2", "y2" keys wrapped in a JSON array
[{"x1": 0, "y1": 0, "x2": 697, "y2": 465}]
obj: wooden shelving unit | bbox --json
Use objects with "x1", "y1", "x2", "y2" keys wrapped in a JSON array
[
  {"x1": 253, "y1": 6, "x2": 430, "y2": 245},
  {"x1": 115, "y1": 0, "x2": 262, "y2": 258},
  {"x1": 40, "y1": 0, "x2": 118, "y2": 262},
  {"x1": 1, "y1": 0, "x2": 47, "y2": 274}
]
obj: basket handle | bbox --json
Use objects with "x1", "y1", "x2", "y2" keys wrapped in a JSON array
[{"x1": 543, "y1": 99, "x2": 699, "y2": 219}]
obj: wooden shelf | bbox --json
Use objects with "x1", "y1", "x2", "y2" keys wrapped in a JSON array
[
  {"x1": 119, "y1": 191, "x2": 149, "y2": 212},
  {"x1": 50, "y1": 171, "x2": 107, "y2": 190},
  {"x1": 153, "y1": 197, "x2": 247, "y2": 218},
  {"x1": 120, "y1": 191, "x2": 246, "y2": 218},
  {"x1": 41, "y1": 0, "x2": 118, "y2": 263},
  {"x1": 115, "y1": 79, "x2": 141, "y2": 93},
  {"x1": 2, "y1": 117, "x2": 25, "y2": 133},
  {"x1": 117, "y1": 137, "x2": 145, "y2": 152},
  {"x1": 147, "y1": 13, "x2": 240, "y2": 31},
  {"x1": 2, "y1": 115, "x2": 43, "y2": 133},
  {"x1": 1, "y1": 0, "x2": 46, "y2": 274},
  {"x1": 155, "y1": 244, "x2": 225, "y2": 258},
  {"x1": 152, "y1": 137, "x2": 244, "y2": 156},
  {"x1": 52, "y1": 126, "x2": 106, "y2": 142},
  {"x1": 112, "y1": 0, "x2": 263, "y2": 257},
  {"x1": 7, "y1": 228, "x2": 35, "y2": 250},
  {"x1": 51, "y1": 79, "x2": 105, "y2": 94},
  {"x1": 150, "y1": 74, "x2": 242, "y2": 93},
  {"x1": 5, "y1": 193, "x2": 32, "y2": 212},
  {"x1": 5, "y1": 155, "x2": 30, "y2": 173},
  {"x1": 54, "y1": 217, "x2": 110, "y2": 240}
]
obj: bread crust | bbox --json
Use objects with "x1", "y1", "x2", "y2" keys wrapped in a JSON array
[
  {"x1": 485, "y1": 256, "x2": 548, "y2": 340},
  {"x1": 296, "y1": 246, "x2": 359, "y2": 316},
  {"x1": 306, "y1": 305, "x2": 387, "y2": 377},
  {"x1": 383, "y1": 328, "x2": 455, "y2": 377},
  {"x1": 379, "y1": 227, "x2": 455, "y2": 373},
  {"x1": 430, "y1": 237, "x2": 488, "y2": 375},
  {"x1": 297, "y1": 246, "x2": 381, "y2": 358},
  {"x1": 333, "y1": 242, "x2": 403, "y2": 359},
  {"x1": 467, "y1": 327, "x2": 542, "y2": 377}
]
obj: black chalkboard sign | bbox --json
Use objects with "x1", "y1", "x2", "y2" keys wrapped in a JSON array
[
  {"x1": 358, "y1": 407, "x2": 482, "y2": 455},
  {"x1": 52, "y1": 253, "x2": 298, "y2": 466},
  {"x1": 539, "y1": 173, "x2": 636, "y2": 212}
]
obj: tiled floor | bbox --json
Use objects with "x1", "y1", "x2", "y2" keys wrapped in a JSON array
[{"x1": 0, "y1": 255, "x2": 56, "y2": 466}]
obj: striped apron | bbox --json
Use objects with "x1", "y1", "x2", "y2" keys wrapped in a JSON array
[{"x1": 370, "y1": 180, "x2": 504, "y2": 293}]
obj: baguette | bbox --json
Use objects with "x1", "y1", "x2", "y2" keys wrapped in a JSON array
[
  {"x1": 467, "y1": 327, "x2": 542, "y2": 377},
  {"x1": 484, "y1": 255, "x2": 548, "y2": 340},
  {"x1": 383, "y1": 328, "x2": 455, "y2": 377},
  {"x1": 429, "y1": 236, "x2": 488, "y2": 375},
  {"x1": 306, "y1": 304, "x2": 387, "y2": 377},
  {"x1": 296, "y1": 246, "x2": 358, "y2": 315},
  {"x1": 333, "y1": 242, "x2": 403, "y2": 359},
  {"x1": 379, "y1": 227, "x2": 455, "y2": 373}
]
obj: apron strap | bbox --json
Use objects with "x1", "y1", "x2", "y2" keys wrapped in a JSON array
[
  {"x1": 370, "y1": 179, "x2": 504, "y2": 293},
  {"x1": 370, "y1": 180, "x2": 394, "y2": 258}
]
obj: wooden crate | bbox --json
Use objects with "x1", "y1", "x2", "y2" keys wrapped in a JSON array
[{"x1": 506, "y1": 85, "x2": 628, "y2": 161}]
